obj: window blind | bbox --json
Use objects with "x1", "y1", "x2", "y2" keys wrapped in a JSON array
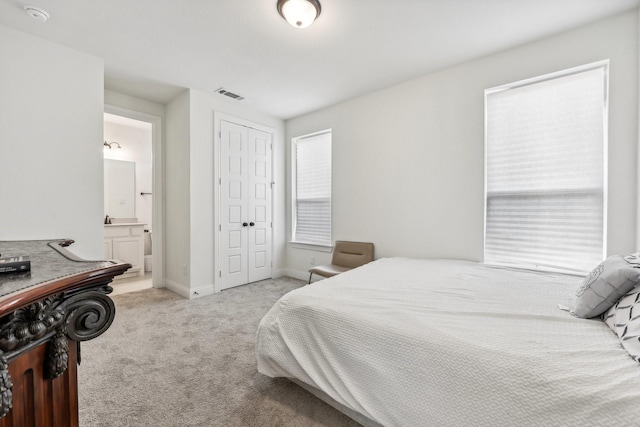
[
  {"x1": 485, "y1": 63, "x2": 607, "y2": 274},
  {"x1": 293, "y1": 131, "x2": 331, "y2": 246}
]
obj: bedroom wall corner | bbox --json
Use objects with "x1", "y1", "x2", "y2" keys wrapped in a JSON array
[
  {"x1": 185, "y1": 89, "x2": 286, "y2": 296},
  {"x1": 284, "y1": 10, "x2": 639, "y2": 274},
  {"x1": 165, "y1": 90, "x2": 192, "y2": 291},
  {"x1": 600, "y1": 10, "x2": 639, "y2": 257},
  {"x1": 636, "y1": 5, "x2": 640, "y2": 252}
]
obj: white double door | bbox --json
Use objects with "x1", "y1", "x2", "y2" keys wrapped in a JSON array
[{"x1": 219, "y1": 120, "x2": 272, "y2": 290}]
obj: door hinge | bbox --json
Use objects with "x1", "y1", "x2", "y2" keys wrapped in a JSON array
[
  {"x1": 219, "y1": 270, "x2": 222, "y2": 277},
  {"x1": 219, "y1": 178, "x2": 222, "y2": 185},
  {"x1": 219, "y1": 224, "x2": 221, "y2": 231}
]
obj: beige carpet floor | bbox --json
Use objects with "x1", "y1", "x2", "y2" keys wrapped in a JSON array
[{"x1": 78, "y1": 277, "x2": 361, "y2": 427}]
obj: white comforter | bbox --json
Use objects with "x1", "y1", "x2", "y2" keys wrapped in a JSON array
[{"x1": 256, "y1": 258, "x2": 640, "y2": 426}]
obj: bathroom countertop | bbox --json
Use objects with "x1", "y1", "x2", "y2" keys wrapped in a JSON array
[{"x1": 104, "y1": 223, "x2": 146, "y2": 227}]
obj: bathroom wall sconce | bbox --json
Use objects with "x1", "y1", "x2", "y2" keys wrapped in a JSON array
[
  {"x1": 277, "y1": 0, "x2": 321, "y2": 28},
  {"x1": 103, "y1": 141, "x2": 122, "y2": 149}
]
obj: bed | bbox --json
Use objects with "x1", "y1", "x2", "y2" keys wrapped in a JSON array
[{"x1": 256, "y1": 257, "x2": 640, "y2": 426}]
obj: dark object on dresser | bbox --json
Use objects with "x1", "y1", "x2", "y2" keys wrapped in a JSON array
[
  {"x1": 0, "y1": 240, "x2": 130, "y2": 427},
  {"x1": 0, "y1": 256, "x2": 30, "y2": 275}
]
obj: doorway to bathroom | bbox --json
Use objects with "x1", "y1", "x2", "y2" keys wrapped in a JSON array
[{"x1": 103, "y1": 106, "x2": 164, "y2": 294}]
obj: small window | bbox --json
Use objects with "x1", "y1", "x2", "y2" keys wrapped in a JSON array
[
  {"x1": 484, "y1": 61, "x2": 608, "y2": 274},
  {"x1": 291, "y1": 130, "x2": 332, "y2": 247}
]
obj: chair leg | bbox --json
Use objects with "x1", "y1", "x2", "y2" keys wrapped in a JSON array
[{"x1": 308, "y1": 272, "x2": 313, "y2": 284}]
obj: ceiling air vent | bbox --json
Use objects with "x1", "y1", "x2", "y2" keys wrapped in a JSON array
[{"x1": 214, "y1": 88, "x2": 245, "y2": 101}]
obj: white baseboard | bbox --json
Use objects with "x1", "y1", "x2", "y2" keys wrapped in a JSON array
[
  {"x1": 190, "y1": 283, "x2": 215, "y2": 299},
  {"x1": 281, "y1": 268, "x2": 323, "y2": 283},
  {"x1": 281, "y1": 268, "x2": 306, "y2": 281},
  {"x1": 165, "y1": 279, "x2": 215, "y2": 299},
  {"x1": 164, "y1": 278, "x2": 190, "y2": 298},
  {"x1": 166, "y1": 271, "x2": 318, "y2": 298},
  {"x1": 272, "y1": 268, "x2": 286, "y2": 278}
]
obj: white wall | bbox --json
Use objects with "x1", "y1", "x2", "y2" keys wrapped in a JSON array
[
  {"x1": 0, "y1": 25, "x2": 104, "y2": 259},
  {"x1": 190, "y1": 89, "x2": 286, "y2": 296},
  {"x1": 165, "y1": 90, "x2": 191, "y2": 293},
  {"x1": 285, "y1": 11, "x2": 639, "y2": 277},
  {"x1": 637, "y1": 7, "x2": 640, "y2": 251},
  {"x1": 105, "y1": 90, "x2": 165, "y2": 120},
  {"x1": 164, "y1": 89, "x2": 285, "y2": 297}
]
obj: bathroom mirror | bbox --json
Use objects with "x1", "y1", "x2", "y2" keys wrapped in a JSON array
[{"x1": 104, "y1": 159, "x2": 135, "y2": 219}]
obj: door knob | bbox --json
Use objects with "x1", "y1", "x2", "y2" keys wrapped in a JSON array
[
  {"x1": 242, "y1": 222, "x2": 248, "y2": 227},
  {"x1": 249, "y1": 222, "x2": 255, "y2": 226}
]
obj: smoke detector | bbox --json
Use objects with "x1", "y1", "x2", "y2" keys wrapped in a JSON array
[{"x1": 24, "y1": 6, "x2": 50, "y2": 22}]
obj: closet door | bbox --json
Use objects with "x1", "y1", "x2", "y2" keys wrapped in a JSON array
[
  {"x1": 220, "y1": 121, "x2": 249, "y2": 290},
  {"x1": 219, "y1": 120, "x2": 272, "y2": 290},
  {"x1": 247, "y1": 128, "x2": 272, "y2": 283}
]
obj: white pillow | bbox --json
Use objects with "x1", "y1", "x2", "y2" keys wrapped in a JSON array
[
  {"x1": 572, "y1": 255, "x2": 640, "y2": 318},
  {"x1": 602, "y1": 285, "x2": 640, "y2": 362}
]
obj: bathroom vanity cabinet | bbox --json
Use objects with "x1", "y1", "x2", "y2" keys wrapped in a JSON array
[
  {"x1": 0, "y1": 239, "x2": 130, "y2": 427},
  {"x1": 103, "y1": 223, "x2": 145, "y2": 278}
]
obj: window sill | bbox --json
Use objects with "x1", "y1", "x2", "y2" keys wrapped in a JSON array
[
  {"x1": 483, "y1": 261, "x2": 586, "y2": 277},
  {"x1": 289, "y1": 241, "x2": 333, "y2": 253}
]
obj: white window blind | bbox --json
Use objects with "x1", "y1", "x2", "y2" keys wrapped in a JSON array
[
  {"x1": 485, "y1": 62, "x2": 607, "y2": 274},
  {"x1": 292, "y1": 131, "x2": 331, "y2": 246}
]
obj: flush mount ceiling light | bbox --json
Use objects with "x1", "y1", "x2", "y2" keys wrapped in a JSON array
[
  {"x1": 24, "y1": 5, "x2": 49, "y2": 22},
  {"x1": 277, "y1": 0, "x2": 321, "y2": 29}
]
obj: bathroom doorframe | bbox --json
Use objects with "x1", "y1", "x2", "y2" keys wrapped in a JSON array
[{"x1": 104, "y1": 104, "x2": 164, "y2": 289}]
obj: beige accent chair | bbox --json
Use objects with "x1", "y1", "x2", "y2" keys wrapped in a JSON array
[{"x1": 308, "y1": 241, "x2": 375, "y2": 284}]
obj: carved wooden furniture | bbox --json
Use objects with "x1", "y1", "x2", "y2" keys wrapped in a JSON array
[{"x1": 0, "y1": 240, "x2": 130, "y2": 427}]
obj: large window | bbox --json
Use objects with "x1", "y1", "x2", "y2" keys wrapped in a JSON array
[
  {"x1": 484, "y1": 61, "x2": 608, "y2": 274},
  {"x1": 292, "y1": 130, "x2": 332, "y2": 246}
]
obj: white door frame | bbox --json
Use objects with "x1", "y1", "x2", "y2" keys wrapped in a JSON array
[
  {"x1": 214, "y1": 111, "x2": 275, "y2": 292},
  {"x1": 104, "y1": 104, "x2": 164, "y2": 289}
]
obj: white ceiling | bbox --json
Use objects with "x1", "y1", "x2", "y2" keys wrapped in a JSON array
[{"x1": 1, "y1": 0, "x2": 638, "y2": 119}]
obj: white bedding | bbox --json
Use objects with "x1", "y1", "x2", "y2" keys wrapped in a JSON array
[{"x1": 256, "y1": 258, "x2": 640, "y2": 426}]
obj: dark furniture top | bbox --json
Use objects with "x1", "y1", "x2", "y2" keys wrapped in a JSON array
[{"x1": 0, "y1": 240, "x2": 128, "y2": 316}]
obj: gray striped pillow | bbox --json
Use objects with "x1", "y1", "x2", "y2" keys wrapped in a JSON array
[{"x1": 572, "y1": 255, "x2": 640, "y2": 318}]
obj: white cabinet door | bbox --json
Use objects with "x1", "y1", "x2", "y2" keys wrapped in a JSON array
[
  {"x1": 104, "y1": 239, "x2": 112, "y2": 260},
  {"x1": 219, "y1": 120, "x2": 272, "y2": 290},
  {"x1": 112, "y1": 237, "x2": 143, "y2": 272},
  {"x1": 105, "y1": 224, "x2": 145, "y2": 278}
]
